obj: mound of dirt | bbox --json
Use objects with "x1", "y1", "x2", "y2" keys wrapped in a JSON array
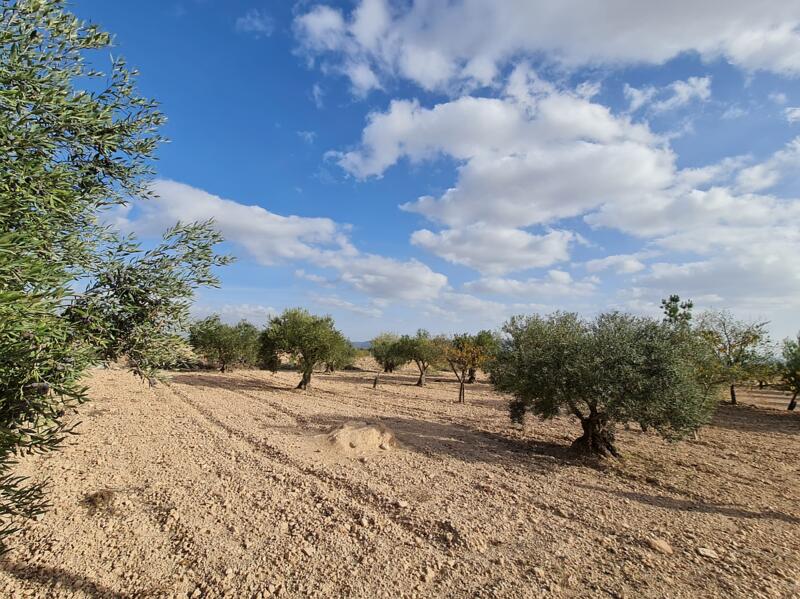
[{"x1": 324, "y1": 421, "x2": 397, "y2": 454}]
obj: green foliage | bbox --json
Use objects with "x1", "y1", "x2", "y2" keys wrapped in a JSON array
[
  {"x1": 396, "y1": 329, "x2": 447, "y2": 386},
  {"x1": 781, "y1": 334, "x2": 800, "y2": 410},
  {"x1": 695, "y1": 310, "x2": 772, "y2": 404},
  {"x1": 69, "y1": 222, "x2": 232, "y2": 381},
  {"x1": 259, "y1": 309, "x2": 345, "y2": 389},
  {"x1": 661, "y1": 294, "x2": 693, "y2": 327},
  {"x1": 490, "y1": 312, "x2": 719, "y2": 457},
  {"x1": 445, "y1": 334, "x2": 488, "y2": 402},
  {"x1": 369, "y1": 333, "x2": 408, "y2": 373},
  {"x1": 321, "y1": 331, "x2": 356, "y2": 373},
  {"x1": 189, "y1": 315, "x2": 260, "y2": 372},
  {"x1": 0, "y1": 0, "x2": 227, "y2": 547}
]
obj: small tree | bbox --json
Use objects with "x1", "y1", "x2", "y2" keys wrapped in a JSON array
[
  {"x1": 370, "y1": 333, "x2": 408, "y2": 373},
  {"x1": 323, "y1": 332, "x2": 356, "y2": 373},
  {"x1": 781, "y1": 334, "x2": 800, "y2": 410},
  {"x1": 189, "y1": 316, "x2": 259, "y2": 372},
  {"x1": 696, "y1": 310, "x2": 771, "y2": 405},
  {"x1": 446, "y1": 335, "x2": 486, "y2": 403},
  {"x1": 397, "y1": 329, "x2": 446, "y2": 386},
  {"x1": 661, "y1": 294, "x2": 694, "y2": 327},
  {"x1": 259, "y1": 309, "x2": 344, "y2": 389},
  {"x1": 466, "y1": 330, "x2": 500, "y2": 383},
  {"x1": 490, "y1": 312, "x2": 718, "y2": 457}
]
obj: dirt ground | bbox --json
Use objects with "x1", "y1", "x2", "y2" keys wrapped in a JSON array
[{"x1": 1, "y1": 361, "x2": 798, "y2": 598}]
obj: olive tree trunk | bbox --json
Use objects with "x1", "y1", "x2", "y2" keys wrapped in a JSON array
[
  {"x1": 788, "y1": 392, "x2": 798, "y2": 411},
  {"x1": 730, "y1": 383, "x2": 737, "y2": 405},
  {"x1": 296, "y1": 369, "x2": 312, "y2": 390},
  {"x1": 571, "y1": 412, "x2": 619, "y2": 458},
  {"x1": 466, "y1": 368, "x2": 476, "y2": 384}
]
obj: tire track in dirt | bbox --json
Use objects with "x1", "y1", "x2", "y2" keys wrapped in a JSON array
[
  {"x1": 200, "y1": 373, "x2": 567, "y2": 503},
  {"x1": 163, "y1": 380, "x2": 472, "y2": 553}
]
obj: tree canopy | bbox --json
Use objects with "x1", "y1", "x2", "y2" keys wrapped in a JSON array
[
  {"x1": 189, "y1": 316, "x2": 260, "y2": 372},
  {"x1": 695, "y1": 310, "x2": 772, "y2": 404},
  {"x1": 490, "y1": 312, "x2": 719, "y2": 457},
  {"x1": 0, "y1": 0, "x2": 227, "y2": 546},
  {"x1": 259, "y1": 309, "x2": 346, "y2": 389},
  {"x1": 396, "y1": 329, "x2": 447, "y2": 386},
  {"x1": 369, "y1": 333, "x2": 408, "y2": 373}
]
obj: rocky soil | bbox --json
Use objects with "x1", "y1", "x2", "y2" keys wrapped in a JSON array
[{"x1": 1, "y1": 362, "x2": 798, "y2": 598}]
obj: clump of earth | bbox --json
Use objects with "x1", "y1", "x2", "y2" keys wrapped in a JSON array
[{"x1": 324, "y1": 420, "x2": 397, "y2": 454}]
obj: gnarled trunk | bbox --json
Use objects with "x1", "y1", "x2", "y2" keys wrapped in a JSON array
[
  {"x1": 458, "y1": 380, "x2": 465, "y2": 403},
  {"x1": 730, "y1": 383, "x2": 737, "y2": 405},
  {"x1": 416, "y1": 370, "x2": 426, "y2": 386},
  {"x1": 571, "y1": 412, "x2": 619, "y2": 458},
  {"x1": 296, "y1": 370, "x2": 312, "y2": 390},
  {"x1": 788, "y1": 391, "x2": 798, "y2": 411},
  {"x1": 466, "y1": 368, "x2": 476, "y2": 384}
]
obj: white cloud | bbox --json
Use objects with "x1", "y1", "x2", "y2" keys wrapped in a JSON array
[
  {"x1": 586, "y1": 254, "x2": 651, "y2": 274},
  {"x1": 297, "y1": 130, "x2": 317, "y2": 144},
  {"x1": 464, "y1": 270, "x2": 598, "y2": 298},
  {"x1": 116, "y1": 180, "x2": 449, "y2": 305},
  {"x1": 735, "y1": 137, "x2": 800, "y2": 192},
  {"x1": 410, "y1": 226, "x2": 575, "y2": 275},
  {"x1": 785, "y1": 107, "x2": 800, "y2": 123},
  {"x1": 624, "y1": 77, "x2": 712, "y2": 113},
  {"x1": 295, "y1": 1, "x2": 800, "y2": 92},
  {"x1": 121, "y1": 179, "x2": 349, "y2": 264},
  {"x1": 769, "y1": 92, "x2": 788, "y2": 105},
  {"x1": 235, "y1": 9, "x2": 274, "y2": 38},
  {"x1": 651, "y1": 76, "x2": 712, "y2": 112},
  {"x1": 312, "y1": 295, "x2": 382, "y2": 318}
]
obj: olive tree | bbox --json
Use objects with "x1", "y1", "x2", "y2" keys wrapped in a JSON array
[
  {"x1": 466, "y1": 330, "x2": 500, "y2": 383},
  {"x1": 397, "y1": 330, "x2": 446, "y2": 387},
  {"x1": 259, "y1": 309, "x2": 344, "y2": 389},
  {"x1": 0, "y1": 0, "x2": 227, "y2": 546},
  {"x1": 781, "y1": 334, "x2": 800, "y2": 411},
  {"x1": 323, "y1": 332, "x2": 356, "y2": 373},
  {"x1": 189, "y1": 316, "x2": 260, "y2": 372},
  {"x1": 70, "y1": 223, "x2": 231, "y2": 380},
  {"x1": 490, "y1": 312, "x2": 718, "y2": 458},
  {"x1": 445, "y1": 335, "x2": 487, "y2": 403},
  {"x1": 369, "y1": 333, "x2": 407, "y2": 373},
  {"x1": 696, "y1": 310, "x2": 771, "y2": 405}
]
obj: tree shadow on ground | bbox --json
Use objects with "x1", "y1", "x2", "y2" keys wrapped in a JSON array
[
  {"x1": 306, "y1": 412, "x2": 577, "y2": 474},
  {"x1": 168, "y1": 372, "x2": 297, "y2": 393},
  {"x1": 709, "y1": 402, "x2": 799, "y2": 436},
  {"x1": 577, "y1": 483, "x2": 800, "y2": 524},
  {"x1": 0, "y1": 559, "x2": 130, "y2": 598}
]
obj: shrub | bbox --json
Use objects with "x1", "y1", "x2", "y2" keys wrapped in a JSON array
[
  {"x1": 490, "y1": 312, "x2": 719, "y2": 457},
  {"x1": 189, "y1": 316, "x2": 260, "y2": 372},
  {"x1": 259, "y1": 309, "x2": 345, "y2": 389}
]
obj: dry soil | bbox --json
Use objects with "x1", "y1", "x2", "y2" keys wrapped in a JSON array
[{"x1": 1, "y1": 362, "x2": 798, "y2": 598}]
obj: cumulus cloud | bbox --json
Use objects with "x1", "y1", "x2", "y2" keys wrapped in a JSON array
[
  {"x1": 311, "y1": 295, "x2": 383, "y2": 317},
  {"x1": 410, "y1": 226, "x2": 576, "y2": 275},
  {"x1": 295, "y1": 1, "x2": 800, "y2": 92},
  {"x1": 116, "y1": 180, "x2": 449, "y2": 305},
  {"x1": 464, "y1": 270, "x2": 598, "y2": 298},
  {"x1": 625, "y1": 77, "x2": 712, "y2": 113}
]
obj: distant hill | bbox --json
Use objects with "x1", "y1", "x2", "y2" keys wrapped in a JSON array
[{"x1": 350, "y1": 340, "x2": 371, "y2": 349}]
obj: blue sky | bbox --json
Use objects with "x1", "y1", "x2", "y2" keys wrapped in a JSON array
[{"x1": 73, "y1": 0, "x2": 800, "y2": 341}]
